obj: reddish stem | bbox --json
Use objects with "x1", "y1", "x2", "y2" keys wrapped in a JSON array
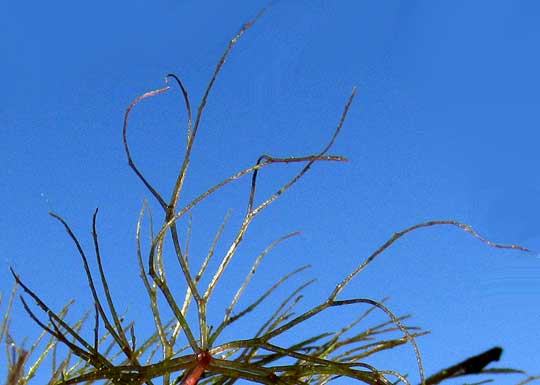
[{"x1": 180, "y1": 351, "x2": 212, "y2": 385}]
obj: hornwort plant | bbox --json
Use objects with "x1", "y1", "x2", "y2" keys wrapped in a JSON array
[{"x1": 3, "y1": 9, "x2": 537, "y2": 385}]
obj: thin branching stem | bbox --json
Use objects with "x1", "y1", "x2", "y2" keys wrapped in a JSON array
[
  {"x1": 50, "y1": 212, "x2": 138, "y2": 364},
  {"x1": 204, "y1": 88, "x2": 356, "y2": 306},
  {"x1": 92, "y1": 208, "x2": 141, "y2": 365},
  {"x1": 160, "y1": 11, "x2": 271, "y2": 353},
  {"x1": 226, "y1": 232, "x2": 301, "y2": 322},
  {"x1": 136, "y1": 203, "x2": 168, "y2": 352},
  {"x1": 332, "y1": 220, "x2": 530, "y2": 300},
  {"x1": 11, "y1": 269, "x2": 112, "y2": 370},
  {"x1": 123, "y1": 84, "x2": 171, "y2": 210}
]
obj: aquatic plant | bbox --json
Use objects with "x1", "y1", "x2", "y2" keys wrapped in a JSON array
[{"x1": 3, "y1": 8, "x2": 533, "y2": 385}]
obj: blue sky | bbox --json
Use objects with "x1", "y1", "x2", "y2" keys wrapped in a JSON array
[{"x1": 1, "y1": 1, "x2": 539, "y2": 384}]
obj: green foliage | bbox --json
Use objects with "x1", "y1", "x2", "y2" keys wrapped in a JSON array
[{"x1": 3, "y1": 8, "x2": 535, "y2": 385}]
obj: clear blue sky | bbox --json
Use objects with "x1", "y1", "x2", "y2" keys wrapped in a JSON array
[{"x1": 1, "y1": 1, "x2": 539, "y2": 384}]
